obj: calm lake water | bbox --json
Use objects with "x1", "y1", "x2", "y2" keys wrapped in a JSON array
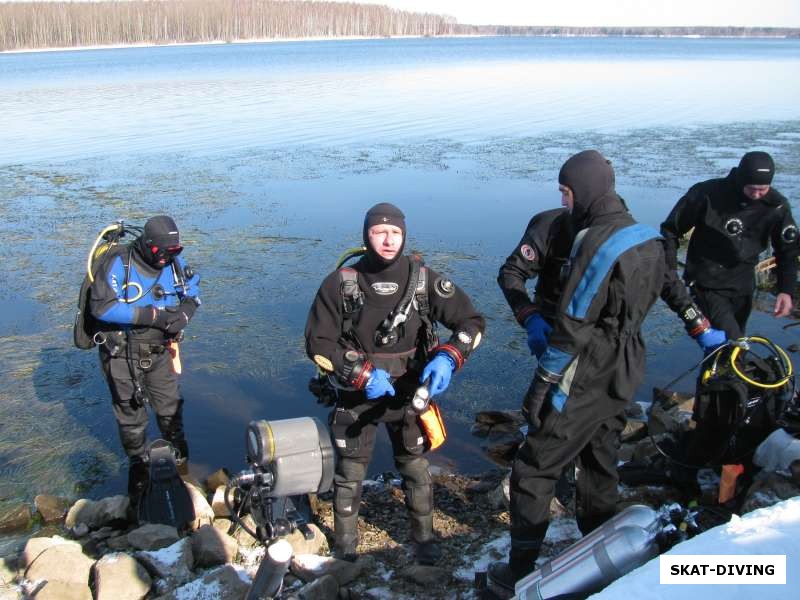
[{"x1": 1, "y1": 36, "x2": 799, "y2": 551}]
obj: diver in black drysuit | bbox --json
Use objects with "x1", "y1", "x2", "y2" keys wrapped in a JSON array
[
  {"x1": 90, "y1": 215, "x2": 200, "y2": 498},
  {"x1": 661, "y1": 151, "x2": 799, "y2": 339},
  {"x1": 489, "y1": 150, "x2": 725, "y2": 595},
  {"x1": 305, "y1": 203, "x2": 485, "y2": 565}
]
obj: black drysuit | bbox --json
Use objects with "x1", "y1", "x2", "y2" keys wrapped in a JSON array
[
  {"x1": 305, "y1": 253, "x2": 485, "y2": 553},
  {"x1": 661, "y1": 169, "x2": 799, "y2": 338},
  {"x1": 507, "y1": 151, "x2": 694, "y2": 573},
  {"x1": 497, "y1": 208, "x2": 574, "y2": 326}
]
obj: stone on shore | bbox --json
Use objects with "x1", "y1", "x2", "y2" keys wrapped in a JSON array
[{"x1": 92, "y1": 552, "x2": 152, "y2": 600}]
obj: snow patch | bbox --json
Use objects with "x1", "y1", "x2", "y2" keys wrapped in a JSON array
[{"x1": 144, "y1": 539, "x2": 186, "y2": 567}]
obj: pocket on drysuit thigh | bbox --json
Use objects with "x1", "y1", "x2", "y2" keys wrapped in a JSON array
[{"x1": 329, "y1": 407, "x2": 375, "y2": 459}]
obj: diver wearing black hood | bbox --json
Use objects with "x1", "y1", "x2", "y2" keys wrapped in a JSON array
[
  {"x1": 89, "y1": 215, "x2": 201, "y2": 500},
  {"x1": 661, "y1": 151, "x2": 799, "y2": 338},
  {"x1": 488, "y1": 151, "x2": 720, "y2": 596},
  {"x1": 305, "y1": 202, "x2": 485, "y2": 565}
]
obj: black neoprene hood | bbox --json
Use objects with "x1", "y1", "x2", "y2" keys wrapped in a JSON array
[
  {"x1": 362, "y1": 202, "x2": 406, "y2": 267},
  {"x1": 737, "y1": 151, "x2": 775, "y2": 186}
]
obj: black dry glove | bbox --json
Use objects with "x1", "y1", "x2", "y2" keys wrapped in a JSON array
[
  {"x1": 151, "y1": 307, "x2": 174, "y2": 330},
  {"x1": 521, "y1": 377, "x2": 550, "y2": 430},
  {"x1": 178, "y1": 297, "x2": 199, "y2": 322}
]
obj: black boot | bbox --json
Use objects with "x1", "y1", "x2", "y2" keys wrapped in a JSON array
[
  {"x1": 333, "y1": 512, "x2": 359, "y2": 562},
  {"x1": 410, "y1": 513, "x2": 441, "y2": 565},
  {"x1": 487, "y1": 547, "x2": 539, "y2": 599}
]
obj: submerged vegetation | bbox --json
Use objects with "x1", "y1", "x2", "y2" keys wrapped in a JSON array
[{"x1": 0, "y1": 0, "x2": 798, "y2": 52}]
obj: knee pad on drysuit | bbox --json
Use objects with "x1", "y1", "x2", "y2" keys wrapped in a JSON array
[
  {"x1": 334, "y1": 459, "x2": 369, "y2": 517},
  {"x1": 396, "y1": 456, "x2": 433, "y2": 516}
]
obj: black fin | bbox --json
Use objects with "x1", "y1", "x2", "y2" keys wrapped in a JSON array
[{"x1": 137, "y1": 439, "x2": 195, "y2": 529}]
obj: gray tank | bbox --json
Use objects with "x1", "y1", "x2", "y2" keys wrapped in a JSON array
[{"x1": 514, "y1": 504, "x2": 662, "y2": 599}]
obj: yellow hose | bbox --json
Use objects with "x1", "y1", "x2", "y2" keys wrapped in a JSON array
[
  {"x1": 335, "y1": 245, "x2": 366, "y2": 269},
  {"x1": 86, "y1": 224, "x2": 123, "y2": 282},
  {"x1": 729, "y1": 336, "x2": 793, "y2": 389}
]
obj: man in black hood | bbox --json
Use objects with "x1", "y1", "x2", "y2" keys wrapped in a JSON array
[
  {"x1": 488, "y1": 151, "x2": 723, "y2": 597},
  {"x1": 305, "y1": 202, "x2": 485, "y2": 565},
  {"x1": 89, "y1": 215, "x2": 201, "y2": 501},
  {"x1": 661, "y1": 151, "x2": 798, "y2": 339}
]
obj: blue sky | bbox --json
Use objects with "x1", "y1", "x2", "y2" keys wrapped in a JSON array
[{"x1": 369, "y1": 1, "x2": 800, "y2": 27}]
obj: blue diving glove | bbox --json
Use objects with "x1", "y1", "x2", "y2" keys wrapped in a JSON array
[
  {"x1": 524, "y1": 313, "x2": 552, "y2": 359},
  {"x1": 364, "y1": 369, "x2": 395, "y2": 400},
  {"x1": 695, "y1": 327, "x2": 727, "y2": 354},
  {"x1": 421, "y1": 353, "x2": 456, "y2": 397}
]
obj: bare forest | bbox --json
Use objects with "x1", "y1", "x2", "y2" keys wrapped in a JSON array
[
  {"x1": 0, "y1": 0, "x2": 797, "y2": 52},
  {"x1": 0, "y1": 0, "x2": 458, "y2": 51}
]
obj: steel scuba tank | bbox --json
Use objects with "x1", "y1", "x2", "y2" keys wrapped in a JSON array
[{"x1": 512, "y1": 504, "x2": 662, "y2": 599}]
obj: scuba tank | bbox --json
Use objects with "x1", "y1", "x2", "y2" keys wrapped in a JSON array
[
  {"x1": 509, "y1": 505, "x2": 663, "y2": 600},
  {"x1": 73, "y1": 221, "x2": 142, "y2": 349}
]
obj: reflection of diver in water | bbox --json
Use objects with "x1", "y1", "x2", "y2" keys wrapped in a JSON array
[{"x1": 85, "y1": 216, "x2": 201, "y2": 506}]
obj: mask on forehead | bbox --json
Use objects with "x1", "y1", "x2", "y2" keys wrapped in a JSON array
[
  {"x1": 736, "y1": 151, "x2": 774, "y2": 187},
  {"x1": 138, "y1": 215, "x2": 183, "y2": 268},
  {"x1": 363, "y1": 202, "x2": 406, "y2": 267}
]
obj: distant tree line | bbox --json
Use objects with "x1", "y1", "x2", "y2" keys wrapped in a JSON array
[
  {"x1": 0, "y1": 0, "x2": 458, "y2": 51},
  {"x1": 487, "y1": 25, "x2": 800, "y2": 38},
  {"x1": 0, "y1": 1, "x2": 797, "y2": 51}
]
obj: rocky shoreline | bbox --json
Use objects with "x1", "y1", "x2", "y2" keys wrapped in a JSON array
[{"x1": 2, "y1": 406, "x2": 799, "y2": 600}]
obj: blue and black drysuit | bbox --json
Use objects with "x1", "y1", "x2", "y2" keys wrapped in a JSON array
[
  {"x1": 506, "y1": 151, "x2": 697, "y2": 578},
  {"x1": 90, "y1": 242, "x2": 200, "y2": 465}
]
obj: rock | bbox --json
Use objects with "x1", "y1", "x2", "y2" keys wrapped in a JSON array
[
  {"x1": 400, "y1": 564, "x2": 452, "y2": 586},
  {"x1": 185, "y1": 482, "x2": 215, "y2": 532},
  {"x1": 620, "y1": 420, "x2": 647, "y2": 443},
  {"x1": 486, "y1": 472, "x2": 510, "y2": 510},
  {"x1": 1, "y1": 554, "x2": 18, "y2": 586},
  {"x1": 106, "y1": 534, "x2": 131, "y2": 551},
  {"x1": 211, "y1": 486, "x2": 231, "y2": 517},
  {"x1": 232, "y1": 514, "x2": 260, "y2": 548},
  {"x1": 90, "y1": 526, "x2": 116, "y2": 542},
  {"x1": 71, "y1": 523, "x2": 90, "y2": 538},
  {"x1": 23, "y1": 580, "x2": 91, "y2": 600},
  {"x1": 191, "y1": 524, "x2": 238, "y2": 568},
  {"x1": 204, "y1": 468, "x2": 230, "y2": 493},
  {"x1": 649, "y1": 389, "x2": 693, "y2": 436},
  {"x1": 291, "y1": 554, "x2": 363, "y2": 586},
  {"x1": 212, "y1": 517, "x2": 233, "y2": 535},
  {"x1": 740, "y1": 471, "x2": 800, "y2": 514},
  {"x1": 154, "y1": 564, "x2": 249, "y2": 600},
  {"x1": 21, "y1": 536, "x2": 82, "y2": 569},
  {"x1": 0, "y1": 504, "x2": 30, "y2": 533},
  {"x1": 791, "y1": 459, "x2": 800, "y2": 484},
  {"x1": 281, "y1": 523, "x2": 329, "y2": 556},
  {"x1": 753, "y1": 428, "x2": 800, "y2": 472},
  {"x1": 24, "y1": 543, "x2": 94, "y2": 593},
  {"x1": 33, "y1": 495, "x2": 70, "y2": 525},
  {"x1": 127, "y1": 523, "x2": 180, "y2": 551},
  {"x1": 481, "y1": 430, "x2": 524, "y2": 467},
  {"x1": 135, "y1": 538, "x2": 193, "y2": 587},
  {"x1": 92, "y1": 552, "x2": 152, "y2": 600},
  {"x1": 294, "y1": 573, "x2": 339, "y2": 600},
  {"x1": 65, "y1": 496, "x2": 129, "y2": 530}
]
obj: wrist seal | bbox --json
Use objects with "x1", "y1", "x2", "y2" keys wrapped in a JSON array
[{"x1": 679, "y1": 304, "x2": 710, "y2": 337}]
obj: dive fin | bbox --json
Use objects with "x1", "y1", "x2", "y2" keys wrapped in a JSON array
[{"x1": 137, "y1": 439, "x2": 195, "y2": 529}]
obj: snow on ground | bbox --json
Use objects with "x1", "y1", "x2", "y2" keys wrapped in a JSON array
[
  {"x1": 592, "y1": 496, "x2": 800, "y2": 599},
  {"x1": 454, "y1": 517, "x2": 583, "y2": 581}
]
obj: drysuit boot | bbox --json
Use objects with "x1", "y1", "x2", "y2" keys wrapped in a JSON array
[
  {"x1": 487, "y1": 548, "x2": 539, "y2": 599},
  {"x1": 410, "y1": 513, "x2": 441, "y2": 565},
  {"x1": 333, "y1": 512, "x2": 359, "y2": 562}
]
